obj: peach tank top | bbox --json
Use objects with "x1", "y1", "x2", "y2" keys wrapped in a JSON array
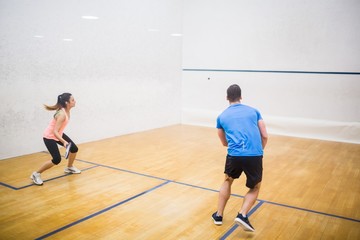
[{"x1": 43, "y1": 108, "x2": 69, "y2": 140}]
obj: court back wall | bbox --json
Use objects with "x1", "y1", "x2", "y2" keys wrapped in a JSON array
[
  {"x1": 181, "y1": 0, "x2": 360, "y2": 143},
  {"x1": 0, "y1": 0, "x2": 183, "y2": 159},
  {"x1": 1, "y1": 0, "x2": 359, "y2": 160}
]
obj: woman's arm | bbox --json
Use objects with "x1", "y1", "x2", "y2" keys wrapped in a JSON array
[{"x1": 53, "y1": 111, "x2": 68, "y2": 146}]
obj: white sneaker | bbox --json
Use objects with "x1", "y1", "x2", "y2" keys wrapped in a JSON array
[
  {"x1": 64, "y1": 166, "x2": 81, "y2": 174},
  {"x1": 30, "y1": 172, "x2": 43, "y2": 185}
]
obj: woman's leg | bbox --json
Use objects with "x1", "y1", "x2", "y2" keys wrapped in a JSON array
[
  {"x1": 62, "y1": 134, "x2": 78, "y2": 168},
  {"x1": 36, "y1": 160, "x2": 55, "y2": 173},
  {"x1": 37, "y1": 138, "x2": 61, "y2": 173}
]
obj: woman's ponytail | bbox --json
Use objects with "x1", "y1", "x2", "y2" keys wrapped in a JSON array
[{"x1": 44, "y1": 93, "x2": 72, "y2": 111}]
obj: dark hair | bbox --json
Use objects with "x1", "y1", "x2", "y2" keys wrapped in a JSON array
[
  {"x1": 227, "y1": 84, "x2": 241, "y2": 102},
  {"x1": 44, "y1": 93, "x2": 72, "y2": 111}
]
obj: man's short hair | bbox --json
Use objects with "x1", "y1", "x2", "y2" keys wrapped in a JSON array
[{"x1": 227, "y1": 84, "x2": 241, "y2": 102}]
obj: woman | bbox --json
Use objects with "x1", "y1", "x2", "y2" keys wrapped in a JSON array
[{"x1": 31, "y1": 93, "x2": 81, "y2": 186}]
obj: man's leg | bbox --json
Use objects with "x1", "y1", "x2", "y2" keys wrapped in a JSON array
[
  {"x1": 217, "y1": 175, "x2": 234, "y2": 216},
  {"x1": 240, "y1": 182, "x2": 261, "y2": 216},
  {"x1": 212, "y1": 175, "x2": 234, "y2": 225},
  {"x1": 235, "y1": 182, "x2": 261, "y2": 231}
]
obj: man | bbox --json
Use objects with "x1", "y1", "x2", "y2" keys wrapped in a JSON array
[{"x1": 212, "y1": 84, "x2": 268, "y2": 232}]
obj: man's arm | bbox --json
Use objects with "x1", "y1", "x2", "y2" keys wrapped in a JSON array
[
  {"x1": 258, "y1": 120, "x2": 268, "y2": 149},
  {"x1": 217, "y1": 128, "x2": 228, "y2": 147}
]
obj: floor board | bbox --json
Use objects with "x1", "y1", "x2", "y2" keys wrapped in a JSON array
[{"x1": 0, "y1": 125, "x2": 359, "y2": 239}]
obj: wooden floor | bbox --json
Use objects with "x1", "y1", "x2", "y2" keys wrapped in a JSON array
[{"x1": 1, "y1": 125, "x2": 359, "y2": 239}]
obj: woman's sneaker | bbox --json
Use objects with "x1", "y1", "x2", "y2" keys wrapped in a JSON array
[
  {"x1": 30, "y1": 172, "x2": 43, "y2": 185},
  {"x1": 235, "y1": 213, "x2": 255, "y2": 232},
  {"x1": 212, "y1": 212, "x2": 223, "y2": 225},
  {"x1": 64, "y1": 166, "x2": 81, "y2": 174}
]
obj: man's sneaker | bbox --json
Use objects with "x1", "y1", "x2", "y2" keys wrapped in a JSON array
[
  {"x1": 64, "y1": 166, "x2": 81, "y2": 174},
  {"x1": 212, "y1": 212, "x2": 223, "y2": 225},
  {"x1": 235, "y1": 213, "x2": 255, "y2": 232},
  {"x1": 30, "y1": 172, "x2": 43, "y2": 185}
]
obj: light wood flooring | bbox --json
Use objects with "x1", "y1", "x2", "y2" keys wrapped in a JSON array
[{"x1": 1, "y1": 125, "x2": 359, "y2": 239}]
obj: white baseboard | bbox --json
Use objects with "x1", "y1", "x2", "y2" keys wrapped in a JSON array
[{"x1": 181, "y1": 108, "x2": 360, "y2": 144}]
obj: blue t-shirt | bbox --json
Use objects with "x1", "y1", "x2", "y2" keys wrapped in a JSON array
[{"x1": 217, "y1": 103, "x2": 263, "y2": 156}]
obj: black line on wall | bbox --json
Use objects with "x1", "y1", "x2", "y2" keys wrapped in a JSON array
[{"x1": 183, "y1": 68, "x2": 360, "y2": 75}]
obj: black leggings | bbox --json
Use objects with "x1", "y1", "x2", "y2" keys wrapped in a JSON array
[{"x1": 43, "y1": 133, "x2": 78, "y2": 165}]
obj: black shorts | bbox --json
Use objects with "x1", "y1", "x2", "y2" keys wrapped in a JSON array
[{"x1": 224, "y1": 155, "x2": 263, "y2": 189}]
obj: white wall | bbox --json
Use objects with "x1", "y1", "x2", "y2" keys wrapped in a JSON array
[
  {"x1": 0, "y1": 0, "x2": 183, "y2": 159},
  {"x1": 182, "y1": 0, "x2": 360, "y2": 143},
  {"x1": 1, "y1": 0, "x2": 359, "y2": 160}
]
